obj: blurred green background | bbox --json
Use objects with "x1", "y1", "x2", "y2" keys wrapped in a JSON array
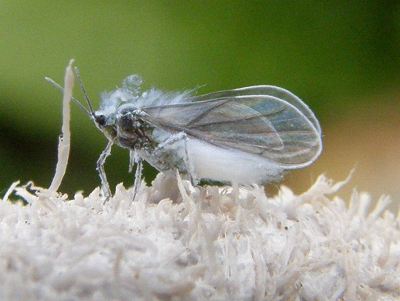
[{"x1": 1, "y1": 1, "x2": 399, "y2": 203}]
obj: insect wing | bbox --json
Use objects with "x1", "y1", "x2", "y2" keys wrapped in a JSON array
[
  {"x1": 142, "y1": 94, "x2": 322, "y2": 168},
  {"x1": 190, "y1": 85, "x2": 321, "y2": 134},
  {"x1": 143, "y1": 97, "x2": 284, "y2": 150}
]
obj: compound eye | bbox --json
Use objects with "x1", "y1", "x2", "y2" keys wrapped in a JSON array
[{"x1": 95, "y1": 114, "x2": 106, "y2": 127}]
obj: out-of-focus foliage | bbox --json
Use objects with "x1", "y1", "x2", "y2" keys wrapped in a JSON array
[{"x1": 0, "y1": 1, "x2": 399, "y2": 200}]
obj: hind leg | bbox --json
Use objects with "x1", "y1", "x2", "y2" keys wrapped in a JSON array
[{"x1": 154, "y1": 132, "x2": 197, "y2": 185}]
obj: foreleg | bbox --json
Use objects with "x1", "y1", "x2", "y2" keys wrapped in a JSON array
[{"x1": 96, "y1": 140, "x2": 113, "y2": 200}]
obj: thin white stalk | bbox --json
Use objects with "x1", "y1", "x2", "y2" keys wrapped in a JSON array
[{"x1": 48, "y1": 59, "x2": 74, "y2": 193}]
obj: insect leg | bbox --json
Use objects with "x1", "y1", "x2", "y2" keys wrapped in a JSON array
[
  {"x1": 131, "y1": 158, "x2": 143, "y2": 201},
  {"x1": 97, "y1": 140, "x2": 113, "y2": 200},
  {"x1": 129, "y1": 150, "x2": 143, "y2": 201},
  {"x1": 154, "y1": 132, "x2": 197, "y2": 185},
  {"x1": 182, "y1": 135, "x2": 197, "y2": 186},
  {"x1": 155, "y1": 132, "x2": 187, "y2": 150},
  {"x1": 128, "y1": 150, "x2": 136, "y2": 173}
]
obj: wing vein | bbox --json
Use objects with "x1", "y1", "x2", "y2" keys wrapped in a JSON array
[
  {"x1": 188, "y1": 105, "x2": 287, "y2": 128},
  {"x1": 185, "y1": 98, "x2": 230, "y2": 127}
]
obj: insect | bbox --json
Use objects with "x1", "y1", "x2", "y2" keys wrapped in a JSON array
[{"x1": 48, "y1": 70, "x2": 322, "y2": 199}]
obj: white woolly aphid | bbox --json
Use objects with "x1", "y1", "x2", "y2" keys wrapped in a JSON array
[{"x1": 94, "y1": 74, "x2": 322, "y2": 186}]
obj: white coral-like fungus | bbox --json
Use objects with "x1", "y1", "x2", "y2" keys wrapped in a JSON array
[{"x1": 0, "y1": 173, "x2": 399, "y2": 301}]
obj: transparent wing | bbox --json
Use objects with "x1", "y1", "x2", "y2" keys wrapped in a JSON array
[
  {"x1": 142, "y1": 95, "x2": 322, "y2": 168},
  {"x1": 190, "y1": 85, "x2": 321, "y2": 134}
]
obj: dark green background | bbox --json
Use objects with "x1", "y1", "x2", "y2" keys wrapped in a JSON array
[{"x1": 1, "y1": 1, "x2": 399, "y2": 198}]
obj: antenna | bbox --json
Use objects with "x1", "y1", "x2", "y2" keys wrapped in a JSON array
[
  {"x1": 73, "y1": 67, "x2": 95, "y2": 118},
  {"x1": 45, "y1": 77, "x2": 90, "y2": 115}
]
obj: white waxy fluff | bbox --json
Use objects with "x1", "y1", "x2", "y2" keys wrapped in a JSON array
[
  {"x1": 186, "y1": 138, "x2": 283, "y2": 184},
  {"x1": 0, "y1": 173, "x2": 399, "y2": 301}
]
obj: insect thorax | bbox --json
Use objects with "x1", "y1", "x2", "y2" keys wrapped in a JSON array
[{"x1": 115, "y1": 110, "x2": 156, "y2": 151}]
